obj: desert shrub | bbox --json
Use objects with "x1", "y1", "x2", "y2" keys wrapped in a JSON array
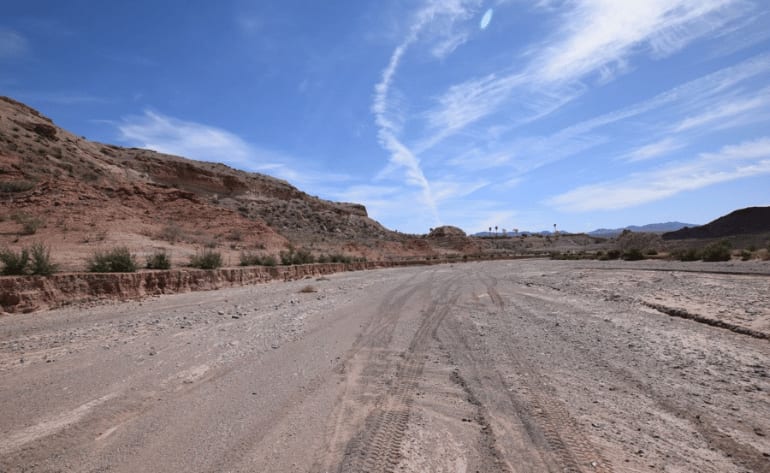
[
  {"x1": 317, "y1": 253, "x2": 353, "y2": 264},
  {"x1": 88, "y1": 247, "x2": 137, "y2": 272},
  {"x1": 29, "y1": 243, "x2": 58, "y2": 275},
  {"x1": 239, "y1": 252, "x2": 276, "y2": 267},
  {"x1": 146, "y1": 251, "x2": 171, "y2": 269},
  {"x1": 260, "y1": 254, "x2": 277, "y2": 266},
  {"x1": 0, "y1": 180, "x2": 35, "y2": 193},
  {"x1": 11, "y1": 212, "x2": 43, "y2": 235},
  {"x1": 189, "y1": 249, "x2": 222, "y2": 269},
  {"x1": 160, "y1": 223, "x2": 184, "y2": 243},
  {"x1": 280, "y1": 246, "x2": 315, "y2": 265},
  {"x1": 701, "y1": 241, "x2": 732, "y2": 262},
  {"x1": 740, "y1": 249, "x2": 752, "y2": 261},
  {"x1": 330, "y1": 253, "x2": 353, "y2": 263},
  {"x1": 605, "y1": 249, "x2": 621, "y2": 260},
  {"x1": 227, "y1": 229, "x2": 243, "y2": 241},
  {"x1": 0, "y1": 247, "x2": 30, "y2": 275},
  {"x1": 646, "y1": 249, "x2": 658, "y2": 256},
  {"x1": 674, "y1": 248, "x2": 700, "y2": 261},
  {"x1": 622, "y1": 248, "x2": 645, "y2": 261},
  {"x1": 298, "y1": 285, "x2": 317, "y2": 293}
]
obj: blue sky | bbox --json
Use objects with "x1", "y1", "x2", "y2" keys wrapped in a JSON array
[{"x1": 2, "y1": 0, "x2": 770, "y2": 234}]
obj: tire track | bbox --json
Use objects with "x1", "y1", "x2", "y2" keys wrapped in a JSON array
[
  {"x1": 472, "y1": 270, "x2": 614, "y2": 473},
  {"x1": 511, "y1": 287, "x2": 768, "y2": 473},
  {"x1": 500, "y1": 301, "x2": 614, "y2": 473},
  {"x1": 332, "y1": 274, "x2": 462, "y2": 472}
]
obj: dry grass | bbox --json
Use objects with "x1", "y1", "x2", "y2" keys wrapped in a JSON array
[{"x1": 298, "y1": 285, "x2": 318, "y2": 293}]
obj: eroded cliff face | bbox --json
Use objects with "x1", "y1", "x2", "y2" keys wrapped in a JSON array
[
  {"x1": 0, "y1": 96, "x2": 476, "y2": 268},
  {"x1": 0, "y1": 261, "x2": 434, "y2": 314}
]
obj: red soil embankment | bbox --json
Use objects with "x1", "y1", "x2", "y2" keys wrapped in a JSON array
[{"x1": 0, "y1": 261, "x2": 417, "y2": 314}]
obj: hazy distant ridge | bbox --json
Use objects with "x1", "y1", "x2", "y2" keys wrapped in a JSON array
[
  {"x1": 472, "y1": 222, "x2": 696, "y2": 238},
  {"x1": 588, "y1": 222, "x2": 698, "y2": 237}
]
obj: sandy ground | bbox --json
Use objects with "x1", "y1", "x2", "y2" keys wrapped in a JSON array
[{"x1": 1, "y1": 260, "x2": 768, "y2": 472}]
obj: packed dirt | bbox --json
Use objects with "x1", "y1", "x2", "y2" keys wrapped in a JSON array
[{"x1": 1, "y1": 260, "x2": 769, "y2": 472}]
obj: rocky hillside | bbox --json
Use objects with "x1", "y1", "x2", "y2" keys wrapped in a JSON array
[
  {"x1": 662, "y1": 207, "x2": 770, "y2": 240},
  {"x1": 0, "y1": 96, "x2": 449, "y2": 270}
]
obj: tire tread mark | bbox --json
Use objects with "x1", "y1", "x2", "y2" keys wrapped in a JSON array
[
  {"x1": 335, "y1": 276, "x2": 462, "y2": 472},
  {"x1": 481, "y1": 273, "x2": 614, "y2": 473}
]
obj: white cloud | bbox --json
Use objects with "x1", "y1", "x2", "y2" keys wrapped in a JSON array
[
  {"x1": 372, "y1": 0, "x2": 480, "y2": 226},
  {"x1": 547, "y1": 137, "x2": 770, "y2": 212},
  {"x1": 535, "y1": 0, "x2": 738, "y2": 83},
  {"x1": 117, "y1": 110, "x2": 348, "y2": 187},
  {"x1": 466, "y1": 53, "x2": 770, "y2": 173},
  {"x1": 623, "y1": 138, "x2": 684, "y2": 162},
  {"x1": 119, "y1": 110, "x2": 254, "y2": 166},
  {"x1": 420, "y1": 0, "x2": 745, "y2": 151},
  {"x1": 672, "y1": 87, "x2": 770, "y2": 132},
  {"x1": 0, "y1": 29, "x2": 28, "y2": 58}
]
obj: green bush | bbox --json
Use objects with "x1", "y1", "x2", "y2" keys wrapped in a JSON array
[
  {"x1": 676, "y1": 248, "x2": 701, "y2": 261},
  {"x1": 88, "y1": 247, "x2": 138, "y2": 272},
  {"x1": 29, "y1": 243, "x2": 58, "y2": 275},
  {"x1": 317, "y1": 253, "x2": 353, "y2": 264},
  {"x1": 279, "y1": 246, "x2": 315, "y2": 265},
  {"x1": 239, "y1": 252, "x2": 276, "y2": 267},
  {"x1": 11, "y1": 212, "x2": 43, "y2": 235},
  {"x1": 0, "y1": 244, "x2": 58, "y2": 276},
  {"x1": 701, "y1": 241, "x2": 732, "y2": 262},
  {"x1": 622, "y1": 248, "x2": 645, "y2": 261},
  {"x1": 146, "y1": 251, "x2": 172, "y2": 269},
  {"x1": 0, "y1": 247, "x2": 30, "y2": 275},
  {"x1": 190, "y1": 249, "x2": 222, "y2": 269}
]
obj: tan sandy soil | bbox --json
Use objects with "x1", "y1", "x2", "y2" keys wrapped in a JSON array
[{"x1": 1, "y1": 260, "x2": 768, "y2": 472}]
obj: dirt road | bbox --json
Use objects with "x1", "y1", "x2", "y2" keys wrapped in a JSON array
[{"x1": 1, "y1": 261, "x2": 769, "y2": 472}]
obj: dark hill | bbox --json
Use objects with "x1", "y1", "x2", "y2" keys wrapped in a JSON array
[{"x1": 662, "y1": 207, "x2": 770, "y2": 240}]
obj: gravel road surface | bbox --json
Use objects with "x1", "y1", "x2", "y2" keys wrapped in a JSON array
[{"x1": 1, "y1": 260, "x2": 769, "y2": 472}]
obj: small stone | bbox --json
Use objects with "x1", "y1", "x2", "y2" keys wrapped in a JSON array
[
  {"x1": 231, "y1": 315, "x2": 240, "y2": 319},
  {"x1": 217, "y1": 310, "x2": 225, "y2": 316}
]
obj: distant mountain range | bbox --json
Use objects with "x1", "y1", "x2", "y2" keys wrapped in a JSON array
[
  {"x1": 472, "y1": 206, "x2": 770, "y2": 239},
  {"x1": 473, "y1": 221, "x2": 697, "y2": 238},
  {"x1": 663, "y1": 206, "x2": 770, "y2": 240},
  {"x1": 588, "y1": 222, "x2": 698, "y2": 237}
]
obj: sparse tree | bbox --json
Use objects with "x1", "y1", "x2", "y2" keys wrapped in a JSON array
[{"x1": 494, "y1": 225, "x2": 498, "y2": 238}]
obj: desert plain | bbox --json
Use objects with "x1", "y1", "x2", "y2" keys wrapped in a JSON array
[{"x1": 1, "y1": 259, "x2": 769, "y2": 473}]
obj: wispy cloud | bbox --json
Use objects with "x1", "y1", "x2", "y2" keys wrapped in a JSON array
[
  {"x1": 372, "y1": 0, "x2": 480, "y2": 226},
  {"x1": 117, "y1": 110, "x2": 348, "y2": 187},
  {"x1": 459, "y1": 53, "x2": 770, "y2": 174},
  {"x1": 535, "y1": 0, "x2": 740, "y2": 82},
  {"x1": 623, "y1": 138, "x2": 684, "y2": 162},
  {"x1": 420, "y1": 0, "x2": 746, "y2": 151},
  {"x1": 672, "y1": 86, "x2": 770, "y2": 132},
  {"x1": 0, "y1": 28, "x2": 28, "y2": 59},
  {"x1": 547, "y1": 137, "x2": 770, "y2": 212}
]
